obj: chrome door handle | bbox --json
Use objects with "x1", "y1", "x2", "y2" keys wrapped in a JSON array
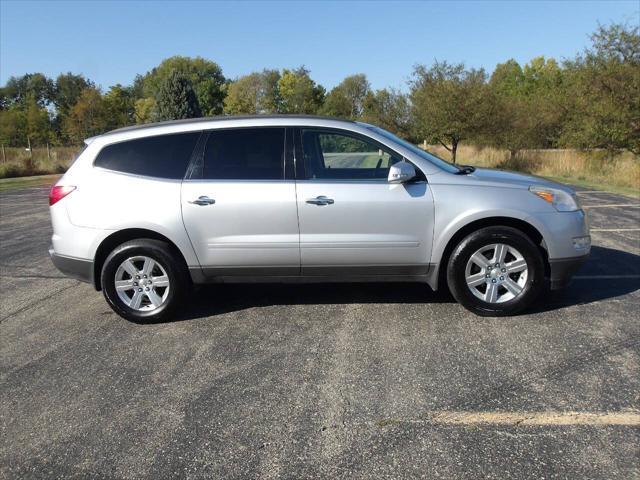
[
  {"x1": 189, "y1": 196, "x2": 215, "y2": 206},
  {"x1": 306, "y1": 196, "x2": 334, "y2": 206}
]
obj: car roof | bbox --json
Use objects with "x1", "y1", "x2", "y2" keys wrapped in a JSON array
[{"x1": 86, "y1": 115, "x2": 358, "y2": 144}]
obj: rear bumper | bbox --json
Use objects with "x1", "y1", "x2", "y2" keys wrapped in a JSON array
[
  {"x1": 549, "y1": 254, "x2": 589, "y2": 290},
  {"x1": 49, "y1": 248, "x2": 93, "y2": 284}
]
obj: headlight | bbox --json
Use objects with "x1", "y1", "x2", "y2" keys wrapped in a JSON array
[{"x1": 529, "y1": 186, "x2": 580, "y2": 212}]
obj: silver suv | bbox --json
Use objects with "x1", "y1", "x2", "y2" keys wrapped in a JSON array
[{"x1": 49, "y1": 116, "x2": 590, "y2": 321}]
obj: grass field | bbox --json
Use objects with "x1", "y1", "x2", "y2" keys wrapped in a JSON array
[
  {"x1": 0, "y1": 145, "x2": 638, "y2": 197},
  {"x1": 424, "y1": 145, "x2": 640, "y2": 197}
]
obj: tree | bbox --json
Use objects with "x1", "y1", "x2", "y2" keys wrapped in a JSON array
[
  {"x1": 224, "y1": 69, "x2": 281, "y2": 114},
  {"x1": 361, "y1": 88, "x2": 413, "y2": 139},
  {"x1": 154, "y1": 71, "x2": 201, "y2": 121},
  {"x1": 103, "y1": 84, "x2": 135, "y2": 129},
  {"x1": 321, "y1": 74, "x2": 370, "y2": 119},
  {"x1": 277, "y1": 67, "x2": 325, "y2": 114},
  {"x1": 489, "y1": 58, "x2": 566, "y2": 155},
  {"x1": 560, "y1": 22, "x2": 640, "y2": 153},
  {"x1": 0, "y1": 73, "x2": 54, "y2": 109},
  {"x1": 0, "y1": 108, "x2": 25, "y2": 146},
  {"x1": 134, "y1": 97, "x2": 156, "y2": 124},
  {"x1": 140, "y1": 56, "x2": 225, "y2": 116},
  {"x1": 410, "y1": 61, "x2": 495, "y2": 163},
  {"x1": 54, "y1": 73, "x2": 93, "y2": 115},
  {"x1": 63, "y1": 87, "x2": 109, "y2": 144}
]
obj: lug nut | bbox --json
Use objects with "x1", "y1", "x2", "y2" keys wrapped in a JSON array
[
  {"x1": 138, "y1": 288, "x2": 143, "y2": 292},
  {"x1": 145, "y1": 287, "x2": 149, "y2": 291},
  {"x1": 143, "y1": 275, "x2": 147, "y2": 278},
  {"x1": 501, "y1": 268, "x2": 506, "y2": 273},
  {"x1": 135, "y1": 275, "x2": 140, "y2": 279},
  {"x1": 500, "y1": 276, "x2": 504, "y2": 281},
  {"x1": 133, "y1": 282, "x2": 138, "y2": 286},
  {"x1": 485, "y1": 274, "x2": 490, "y2": 278},
  {"x1": 491, "y1": 279, "x2": 497, "y2": 283}
]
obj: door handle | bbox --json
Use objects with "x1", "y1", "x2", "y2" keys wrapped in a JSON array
[
  {"x1": 189, "y1": 196, "x2": 215, "y2": 206},
  {"x1": 306, "y1": 195, "x2": 334, "y2": 206}
]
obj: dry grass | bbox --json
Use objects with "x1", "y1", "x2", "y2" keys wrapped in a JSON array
[
  {"x1": 0, "y1": 146, "x2": 82, "y2": 178},
  {"x1": 424, "y1": 145, "x2": 640, "y2": 196},
  {"x1": 1, "y1": 144, "x2": 638, "y2": 197}
]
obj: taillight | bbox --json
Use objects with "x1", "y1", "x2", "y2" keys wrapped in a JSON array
[{"x1": 49, "y1": 185, "x2": 76, "y2": 206}]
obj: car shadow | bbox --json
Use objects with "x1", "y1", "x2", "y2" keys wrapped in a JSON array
[{"x1": 164, "y1": 245, "x2": 639, "y2": 322}]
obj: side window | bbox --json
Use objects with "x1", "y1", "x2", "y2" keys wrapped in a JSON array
[
  {"x1": 95, "y1": 132, "x2": 200, "y2": 179},
  {"x1": 202, "y1": 128, "x2": 285, "y2": 180},
  {"x1": 301, "y1": 130, "x2": 402, "y2": 180}
]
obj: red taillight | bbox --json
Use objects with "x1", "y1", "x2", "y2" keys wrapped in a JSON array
[{"x1": 49, "y1": 185, "x2": 76, "y2": 206}]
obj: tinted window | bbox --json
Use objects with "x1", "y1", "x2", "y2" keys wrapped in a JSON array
[
  {"x1": 95, "y1": 132, "x2": 200, "y2": 179},
  {"x1": 202, "y1": 128, "x2": 285, "y2": 180},
  {"x1": 301, "y1": 129, "x2": 401, "y2": 180}
]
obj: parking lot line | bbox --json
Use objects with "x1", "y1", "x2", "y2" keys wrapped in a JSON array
[
  {"x1": 417, "y1": 411, "x2": 640, "y2": 426},
  {"x1": 583, "y1": 204, "x2": 640, "y2": 208},
  {"x1": 590, "y1": 228, "x2": 640, "y2": 232},
  {"x1": 573, "y1": 275, "x2": 640, "y2": 280}
]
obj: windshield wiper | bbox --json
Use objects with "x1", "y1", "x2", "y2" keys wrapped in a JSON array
[{"x1": 456, "y1": 165, "x2": 476, "y2": 175}]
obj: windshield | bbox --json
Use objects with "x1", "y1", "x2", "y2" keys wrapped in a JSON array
[{"x1": 364, "y1": 126, "x2": 462, "y2": 174}]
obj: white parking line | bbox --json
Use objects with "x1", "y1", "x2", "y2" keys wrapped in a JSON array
[
  {"x1": 574, "y1": 275, "x2": 640, "y2": 280},
  {"x1": 417, "y1": 411, "x2": 640, "y2": 426},
  {"x1": 590, "y1": 228, "x2": 640, "y2": 232},
  {"x1": 583, "y1": 204, "x2": 640, "y2": 208}
]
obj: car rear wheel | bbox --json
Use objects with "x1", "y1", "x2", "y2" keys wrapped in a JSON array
[
  {"x1": 446, "y1": 226, "x2": 545, "y2": 316},
  {"x1": 101, "y1": 239, "x2": 189, "y2": 323}
]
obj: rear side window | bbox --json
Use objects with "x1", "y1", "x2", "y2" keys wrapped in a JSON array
[
  {"x1": 95, "y1": 132, "x2": 200, "y2": 179},
  {"x1": 202, "y1": 128, "x2": 285, "y2": 180}
]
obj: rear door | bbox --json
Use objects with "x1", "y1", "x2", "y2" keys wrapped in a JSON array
[
  {"x1": 181, "y1": 127, "x2": 300, "y2": 277},
  {"x1": 294, "y1": 128, "x2": 434, "y2": 276}
]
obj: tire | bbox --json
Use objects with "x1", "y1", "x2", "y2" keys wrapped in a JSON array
[
  {"x1": 101, "y1": 239, "x2": 190, "y2": 323},
  {"x1": 446, "y1": 226, "x2": 545, "y2": 316}
]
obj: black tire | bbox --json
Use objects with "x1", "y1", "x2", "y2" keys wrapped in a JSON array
[
  {"x1": 101, "y1": 239, "x2": 190, "y2": 323},
  {"x1": 446, "y1": 226, "x2": 545, "y2": 316}
]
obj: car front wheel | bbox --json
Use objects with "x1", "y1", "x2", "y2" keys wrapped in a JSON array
[
  {"x1": 101, "y1": 239, "x2": 189, "y2": 323},
  {"x1": 446, "y1": 226, "x2": 545, "y2": 316}
]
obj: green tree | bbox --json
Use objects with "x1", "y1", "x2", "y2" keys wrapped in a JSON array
[
  {"x1": 155, "y1": 71, "x2": 201, "y2": 121},
  {"x1": 277, "y1": 67, "x2": 325, "y2": 114},
  {"x1": 489, "y1": 58, "x2": 565, "y2": 154},
  {"x1": 361, "y1": 88, "x2": 413, "y2": 139},
  {"x1": 321, "y1": 74, "x2": 370, "y2": 119},
  {"x1": 103, "y1": 84, "x2": 135, "y2": 129},
  {"x1": 224, "y1": 69, "x2": 281, "y2": 114},
  {"x1": 54, "y1": 73, "x2": 93, "y2": 115},
  {"x1": 0, "y1": 108, "x2": 25, "y2": 146},
  {"x1": 0, "y1": 73, "x2": 54, "y2": 109},
  {"x1": 140, "y1": 56, "x2": 225, "y2": 116},
  {"x1": 134, "y1": 97, "x2": 156, "y2": 124},
  {"x1": 560, "y1": 22, "x2": 640, "y2": 153},
  {"x1": 63, "y1": 87, "x2": 109, "y2": 144},
  {"x1": 410, "y1": 61, "x2": 495, "y2": 163}
]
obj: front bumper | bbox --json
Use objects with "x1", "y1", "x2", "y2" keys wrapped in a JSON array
[
  {"x1": 548, "y1": 254, "x2": 589, "y2": 290},
  {"x1": 49, "y1": 248, "x2": 94, "y2": 284}
]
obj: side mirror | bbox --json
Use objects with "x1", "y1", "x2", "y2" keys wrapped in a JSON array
[{"x1": 388, "y1": 161, "x2": 417, "y2": 184}]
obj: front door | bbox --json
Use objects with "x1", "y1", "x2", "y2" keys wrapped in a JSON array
[
  {"x1": 182, "y1": 127, "x2": 300, "y2": 277},
  {"x1": 294, "y1": 128, "x2": 434, "y2": 276}
]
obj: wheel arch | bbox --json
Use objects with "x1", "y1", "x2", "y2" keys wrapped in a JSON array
[
  {"x1": 93, "y1": 228, "x2": 190, "y2": 291},
  {"x1": 429, "y1": 216, "x2": 549, "y2": 291}
]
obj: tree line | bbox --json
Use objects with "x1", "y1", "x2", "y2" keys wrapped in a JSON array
[{"x1": 0, "y1": 21, "x2": 637, "y2": 162}]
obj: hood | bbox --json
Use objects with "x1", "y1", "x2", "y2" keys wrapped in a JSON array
[{"x1": 466, "y1": 167, "x2": 574, "y2": 193}]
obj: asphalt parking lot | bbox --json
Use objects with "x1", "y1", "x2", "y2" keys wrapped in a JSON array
[{"x1": 1, "y1": 184, "x2": 639, "y2": 479}]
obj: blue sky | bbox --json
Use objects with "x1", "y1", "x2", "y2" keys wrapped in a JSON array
[{"x1": 1, "y1": 1, "x2": 638, "y2": 91}]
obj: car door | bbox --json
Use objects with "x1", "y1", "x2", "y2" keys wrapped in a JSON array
[
  {"x1": 181, "y1": 127, "x2": 300, "y2": 277},
  {"x1": 294, "y1": 127, "x2": 434, "y2": 276}
]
